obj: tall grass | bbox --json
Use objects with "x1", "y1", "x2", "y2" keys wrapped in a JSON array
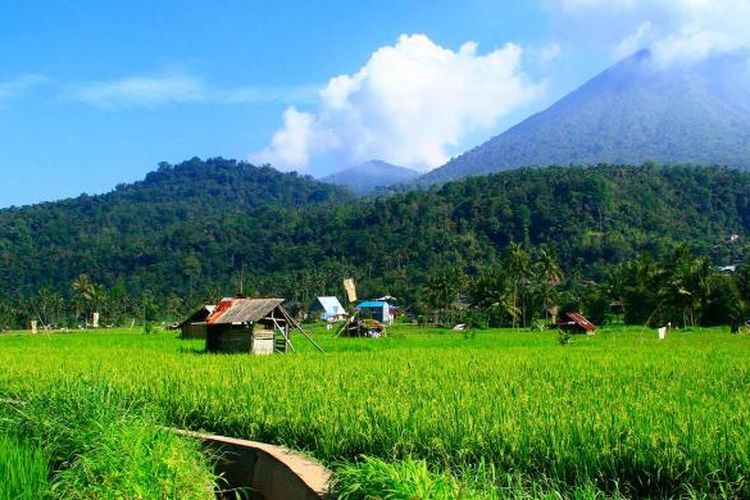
[
  {"x1": 1, "y1": 325, "x2": 748, "y2": 497},
  {"x1": 0, "y1": 383, "x2": 216, "y2": 499},
  {"x1": 333, "y1": 456, "x2": 468, "y2": 499},
  {"x1": 0, "y1": 434, "x2": 49, "y2": 499}
]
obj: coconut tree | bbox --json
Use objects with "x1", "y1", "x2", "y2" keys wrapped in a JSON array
[
  {"x1": 506, "y1": 242, "x2": 532, "y2": 328},
  {"x1": 534, "y1": 246, "x2": 563, "y2": 323},
  {"x1": 72, "y1": 274, "x2": 106, "y2": 327},
  {"x1": 661, "y1": 247, "x2": 716, "y2": 327},
  {"x1": 35, "y1": 287, "x2": 64, "y2": 330},
  {"x1": 72, "y1": 274, "x2": 95, "y2": 325},
  {"x1": 468, "y1": 264, "x2": 518, "y2": 327}
]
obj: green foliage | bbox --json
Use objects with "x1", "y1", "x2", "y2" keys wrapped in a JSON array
[
  {"x1": 333, "y1": 456, "x2": 466, "y2": 499},
  {"x1": 1, "y1": 327, "x2": 749, "y2": 497},
  {"x1": 0, "y1": 381, "x2": 216, "y2": 499},
  {"x1": 607, "y1": 247, "x2": 746, "y2": 327},
  {"x1": 531, "y1": 319, "x2": 547, "y2": 333},
  {"x1": 556, "y1": 328, "x2": 572, "y2": 346},
  {"x1": 1, "y1": 162, "x2": 750, "y2": 329},
  {"x1": 0, "y1": 435, "x2": 49, "y2": 499}
]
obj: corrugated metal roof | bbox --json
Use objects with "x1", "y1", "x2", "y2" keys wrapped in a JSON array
[
  {"x1": 565, "y1": 312, "x2": 597, "y2": 331},
  {"x1": 316, "y1": 296, "x2": 345, "y2": 315},
  {"x1": 206, "y1": 298, "x2": 285, "y2": 325},
  {"x1": 357, "y1": 300, "x2": 387, "y2": 308},
  {"x1": 178, "y1": 305, "x2": 216, "y2": 327}
]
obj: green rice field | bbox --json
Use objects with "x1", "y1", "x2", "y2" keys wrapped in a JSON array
[
  {"x1": 1, "y1": 324, "x2": 748, "y2": 498},
  {"x1": 0, "y1": 434, "x2": 49, "y2": 500}
]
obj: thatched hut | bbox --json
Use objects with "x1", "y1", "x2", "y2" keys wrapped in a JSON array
[
  {"x1": 205, "y1": 297, "x2": 293, "y2": 354},
  {"x1": 178, "y1": 305, "x2": 216, "y2": 339}
]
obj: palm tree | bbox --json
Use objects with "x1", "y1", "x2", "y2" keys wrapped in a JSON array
[
  {"x1": 534, "y1": 247, "x2": 563, "y2": 323},
  {"x1": 36, "y1": 287, "x2": 64, "y2": 330},
  {"x1": 662, "y1": 248, "x2": 715, "y2": 327},
  {"x1": 72, "y1": 274, "x2": 95, "y2": 324},
  {"x1": 619, "y1": 254, "x2": 662, "y2": 325},
  {"x1": 72, "y1": 274, "x2": 107, "y2": 327},
  {"x1": 468, "y1": 265, "x2": 517, "y2": 327},
  {"x1": 506, "y1": 243, "x2": 532, "y2": 328}
]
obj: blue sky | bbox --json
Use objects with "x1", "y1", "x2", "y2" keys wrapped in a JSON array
[{"x1": 1, "y1": 0, "x2": 747, "y2": 206}]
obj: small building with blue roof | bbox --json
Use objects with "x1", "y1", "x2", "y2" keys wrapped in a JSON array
[{"x1": 356, "y1": 300, "x2": 392, "y2": 324}]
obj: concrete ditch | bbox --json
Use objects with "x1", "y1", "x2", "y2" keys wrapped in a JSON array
[{"x1": 172, "y1": 429, "x2": 333, "y2": 499}]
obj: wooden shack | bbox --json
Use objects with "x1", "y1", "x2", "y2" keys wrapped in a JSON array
[
  {"x1": 178, "y1": 305, "x2": 216, "y2": 339},
  {"x1": 205, "y1": 297, "x2": 293, "y2": 355}
]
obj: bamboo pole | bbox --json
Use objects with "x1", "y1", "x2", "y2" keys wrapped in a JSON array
[
  {"x1": 271, "y1": 314, "x2": 295, "y2": 353},
  {"x1": 281, "y1": 308, "x2": 325, "y2": 353},
  {"x1": 335, "y1": 310, "x2": 359, "y2": 338}
]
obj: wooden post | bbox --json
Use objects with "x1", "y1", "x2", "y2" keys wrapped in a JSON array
[
  {"x1": 271, "y1": 315, "x2": 296, "y2": 353},
  {"x1": 29, "y1": 320, "x2": 37, "y2": 334},
  {"x1": 280, "y1": 308, "x2": 325, "y2": 353}
]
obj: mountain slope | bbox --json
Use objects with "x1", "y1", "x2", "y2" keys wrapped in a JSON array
[
  {"x1": 421, "y1": 50, "x2": 750, "y2": 183},
  {"x1": 321, "y1": 160, "x2": 420, "y2": 194},
  {"x1": 2, "y1": 162, "x2": 750, "y2": 322},
  {"x1": 0, "y1": 157, "x2": 351, "y2": 297}
]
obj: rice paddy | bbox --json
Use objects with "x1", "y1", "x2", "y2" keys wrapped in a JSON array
[
  {"x1": 0, "y1": 324, "x2": 748, "y2": 497},
  {"x1": 0, "y1": 434, "x2": 49, "y2": 500}
]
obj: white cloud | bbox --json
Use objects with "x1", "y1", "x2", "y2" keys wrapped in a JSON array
[
  {"x1": 250, "y1": 34, "x2": 544, "y2": 172},
  {"x1": 547, "y1": 0, "x2": 750, "y2": 65},
  {"x1": 534, "y1": 43, "x2": 563, "y2": 65},
  {"x1": 0, "y1": 74, "x2": 48, "y2": 99},
  {"x1": 614, "y1": 21, "x2": 652, "y2": 60},
  {"x1": 219, "y1": 85, "x2": 319, "y2": 105},
  {"x1": 252, "y1": 107, "x2": 317, "y2": 169},
  {"x1": 69, "y1": 75, "x2": 205, "y2": 109},
  {"x1": 67, "y1": 74, "x2": 317, "y2": 109}
]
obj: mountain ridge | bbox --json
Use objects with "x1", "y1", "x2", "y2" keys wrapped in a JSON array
[
  {"x1": 420, "y1": 49, "x2": 750, "y2": 184},
  {"x1": 2, "y1": 162, "x2": 749, "y2": 312},
  {"x1": 321, "y1": 160, "x2": 421, "y2": 194}
]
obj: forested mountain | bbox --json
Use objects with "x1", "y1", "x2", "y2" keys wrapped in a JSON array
[
  {"x1": 0, "y1": 157, "x2": 350, "y2": 304},
  {"x1": 421, "y1": 50, "x2": 750, "y2": 183},
  {"x1": 321, "y1": 160, "x2": 420, "y2": 194},
  {"x1": 2, "y1": 161, "x2": 750, "y2": 329}
]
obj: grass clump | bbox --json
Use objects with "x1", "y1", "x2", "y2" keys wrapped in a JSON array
[
  {"x1": 333, "y1": 457, "x2": 629, "y2": 499},
  {"x1": 0, "y1": 381, "x2": 216, "y2": 499},
  {"x1": 333, "y1": 456, "x2": 469, "y2": 499},
  {"x1": 0, "y1": 434, "x2": 50, "y2": 499}
]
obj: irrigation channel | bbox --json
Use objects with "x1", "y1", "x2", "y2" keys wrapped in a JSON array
[{"x1": 173, "y1": 429, "x2": 332, "y2": 499}]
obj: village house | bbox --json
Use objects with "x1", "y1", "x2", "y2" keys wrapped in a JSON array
[
  {"x1": 205, "y1": 297, "x2": 293, "y2": 354},
  {"x1": 178, "y1": 305, "x2": 215, "y2": 339},
  {"x1": 310, "y1": 296, "x2": 348, "y2": 322}
]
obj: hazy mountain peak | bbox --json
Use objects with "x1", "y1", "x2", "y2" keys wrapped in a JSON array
[
  {"x1": 420, "y1": 50, "x2": 750, "y2": 184},
  {"x1": 321, "y1": 160, "x2": 420, "y2": 194}
]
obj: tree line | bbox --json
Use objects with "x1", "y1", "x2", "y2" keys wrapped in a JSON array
[
  {"x1": 1, "y1": 243, "x2": 745, "y2": 331},
  {"x1": 1, "y1": 159, "x2": 750, "y2": 330}
]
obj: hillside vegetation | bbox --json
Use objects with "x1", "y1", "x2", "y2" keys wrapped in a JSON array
[{"x1": 1, "y1": 161, "x2": 750, "y2": 327}]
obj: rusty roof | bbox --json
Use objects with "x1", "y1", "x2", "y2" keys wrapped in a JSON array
[
  {"x1": 206, "y1": 297, "x2": 286, "y2": 325},
  {"x1": 565, "y1": 311, "x2": 597, "y2": 331}
]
